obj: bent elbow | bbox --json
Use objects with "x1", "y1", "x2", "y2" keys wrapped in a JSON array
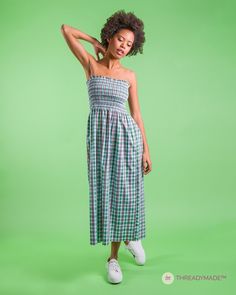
[{"x1": 61, "y1": 24, "x2": 69, "y2": 33}]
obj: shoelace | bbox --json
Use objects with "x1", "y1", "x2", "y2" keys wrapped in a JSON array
[{"x1": 109, "y1": 261, "x2": 120, "y2": 273}]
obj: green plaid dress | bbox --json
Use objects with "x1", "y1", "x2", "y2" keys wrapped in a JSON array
[{"x1": 86, "y1": 75, "x2": 145, "y2": 245}]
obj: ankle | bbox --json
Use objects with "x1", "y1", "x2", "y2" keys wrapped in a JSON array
[{"x1": 107, "y1": 256, "x2": 118, "y2": 262}]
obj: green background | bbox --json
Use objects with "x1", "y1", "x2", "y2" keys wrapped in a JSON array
[{"x1": 0, "y1": 0, "x2": 235, "y2": 294}]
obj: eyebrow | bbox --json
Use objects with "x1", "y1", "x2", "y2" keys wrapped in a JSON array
[{"x1": 118, "y1": 34, "x2": 133, "y2": 43}]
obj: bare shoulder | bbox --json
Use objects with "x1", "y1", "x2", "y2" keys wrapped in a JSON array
[{"x1": 124, "y1": 68, "x2": 137, "y2": 87}]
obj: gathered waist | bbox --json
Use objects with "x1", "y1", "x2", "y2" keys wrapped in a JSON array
[{"x1": 89, "y1": 96, "x2": 128, "y2": 114}]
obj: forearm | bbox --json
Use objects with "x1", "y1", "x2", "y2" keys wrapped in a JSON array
[
  {"x1": 135, "y1": 118, "x2": 150, "y2": 154},
  {"x1": 61, "y1": 24, "x2": 97, "y2": 45}
]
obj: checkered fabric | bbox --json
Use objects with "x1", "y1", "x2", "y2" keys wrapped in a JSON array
[{"x1": 86, "y1": 75, "x2": 145, "y2": 245}]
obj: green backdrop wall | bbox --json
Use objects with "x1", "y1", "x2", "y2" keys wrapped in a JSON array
[{"x1": 0, "y1": 0, "x2": 235, "y2": 294}]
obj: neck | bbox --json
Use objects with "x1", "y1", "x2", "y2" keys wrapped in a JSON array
[{"x1": 101, "y1": 52, "x2": 121, "y2": 70}]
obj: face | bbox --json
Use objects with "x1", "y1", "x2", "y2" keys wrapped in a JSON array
[{"x1": 107, "y1": 29, "x2": 135, "y2": 58}]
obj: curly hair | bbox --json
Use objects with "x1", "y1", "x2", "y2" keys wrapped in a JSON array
[{"x1": 100, "y1": 10, "x2": 145, "y2": 56}]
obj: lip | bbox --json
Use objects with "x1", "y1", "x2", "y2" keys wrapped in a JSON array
[{"x1": 116, "y1": 48, "x2": 124, "y2": 55}]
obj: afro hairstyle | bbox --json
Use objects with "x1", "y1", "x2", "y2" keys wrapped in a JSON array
[{"x1": 100, "y1": 10, "x2": 145, "y2": 56}]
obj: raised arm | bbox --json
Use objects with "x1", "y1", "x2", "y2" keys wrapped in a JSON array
[{"x1": 60, "y1": 24, "x2": 106, "y2": 74}]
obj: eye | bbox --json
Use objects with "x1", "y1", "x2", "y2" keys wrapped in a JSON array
[{"x1": 118, "y1": 37, "x2": 132, "y2": 47}]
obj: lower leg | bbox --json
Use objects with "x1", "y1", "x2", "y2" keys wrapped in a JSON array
[{"x1": 107, "y1": 242, "x2": 121, "y2": 261}]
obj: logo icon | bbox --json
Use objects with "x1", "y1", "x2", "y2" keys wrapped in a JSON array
[{"x1": 162, "y1": 272, "x2": 174, "y2": 284}]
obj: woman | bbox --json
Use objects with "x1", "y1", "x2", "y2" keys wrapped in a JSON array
[{"x1": 61, "y1": 10, "x2": 152, "y2": 284}]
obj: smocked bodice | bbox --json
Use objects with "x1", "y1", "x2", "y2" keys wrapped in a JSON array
[{"x1": 86, "y1": 75, "x2": 130, "y2": 114}]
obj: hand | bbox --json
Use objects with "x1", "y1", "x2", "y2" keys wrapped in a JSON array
[
  {"x1": 142, "y1": 152, "x2": 152, "y2": 175},
  {"x1": 92, "y1": 39, "x2": 106, "y2": 60}
]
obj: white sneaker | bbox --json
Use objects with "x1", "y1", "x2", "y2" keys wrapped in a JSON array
[
  {"x1": 125, "y1": 240, "x2": 146, "y2": 265},
  {"x1": 106, "y1": 258, "x2": 123, "y2": 284}
]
